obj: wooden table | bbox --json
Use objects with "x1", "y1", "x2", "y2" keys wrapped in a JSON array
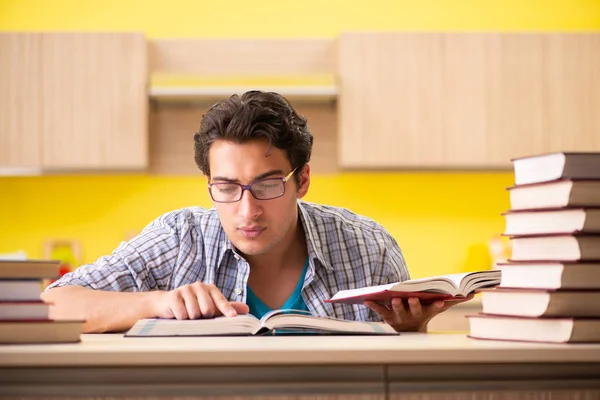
[{"x1": 1, "y1": 333, "x2": 600, "y2": 399}]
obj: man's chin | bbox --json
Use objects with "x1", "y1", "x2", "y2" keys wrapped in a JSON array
[{"x1": 233, "y1": 240, "x2": 269, "y2": 257}]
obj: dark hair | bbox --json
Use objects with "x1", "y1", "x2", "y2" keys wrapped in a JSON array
[{"x1": 194, "y1": 91, "x2": 313, "y2": 185}]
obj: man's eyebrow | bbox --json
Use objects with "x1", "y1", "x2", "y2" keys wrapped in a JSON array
[
  {"x1": 254, "y1": 169, "x2": 286, "y2": 181},
  {"x1": 211, "y1": 169, "x2": 286, "y2": 183}
]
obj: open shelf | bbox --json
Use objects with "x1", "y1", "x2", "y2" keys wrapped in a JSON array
[{"x1": 149, "y1": 85, "x2": 338, "y2": 104}]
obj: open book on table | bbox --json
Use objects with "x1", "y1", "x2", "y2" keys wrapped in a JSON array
[
  {"x1": 125, "y1": 309, "x2": 397, "y2": 337},
  {"x1": 326, "y1": 270, "x2": 501, "y2": 305}
]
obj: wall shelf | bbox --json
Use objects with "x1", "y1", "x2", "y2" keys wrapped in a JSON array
[{"x1": 149, "y1": 85, "x2": 338, "y2": 105}]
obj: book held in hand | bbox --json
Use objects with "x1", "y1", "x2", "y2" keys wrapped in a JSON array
[
  {"x1": 467, "y1": 314, "x2": 600, "y2": 343},
  {"x1": 508, "y1": 180, "x2": 600, "y2": 211},
  {"x1": 126, "y1": 309, "x2": 397, "y2": 337},
  {"x1": 512, "y1": 152, "x2": 600, "y2": 186},
  {"x1": 326, "y1": 271, "x2": 500, "y2": 305},
  {"x1": 503, "y1": 208, "x2": 600, "y2": 236}
]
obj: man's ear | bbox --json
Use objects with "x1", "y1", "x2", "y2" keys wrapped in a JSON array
[{"x1": 296, "y1": 164, "x2": 311, "y2": 199}]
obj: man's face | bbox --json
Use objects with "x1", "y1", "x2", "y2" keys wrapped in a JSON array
[{"x1": 208, "y1": 139, "x2": 310, "y2": 257}]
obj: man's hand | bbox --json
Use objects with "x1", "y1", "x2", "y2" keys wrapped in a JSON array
[
  {"x1": 151, "y1": 282, "x2": 249, "y2": 320},
  {"x1": 364, "y1": 295, "x2": 474, "y2": 332}
]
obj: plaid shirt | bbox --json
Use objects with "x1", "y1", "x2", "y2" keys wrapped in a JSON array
[{"x1": 47, "y1": 200, "x2": 410, "y2": 321}]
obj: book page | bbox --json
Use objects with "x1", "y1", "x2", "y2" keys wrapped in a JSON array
[
  {"x1": 126, "y1": 315, "x2": 261, "y2": 337},
  {"x1": 262, "y1": 312, "x2": 396, "y2": 334},
  {"x1": 460, "y1": 270, "x2": 501, "y2": 294},
  {"x1": 431, "y1": 272, "x2": 474, "y2": 290},
  {"x1": 260, "y1": 308, "x2": 313, "y2": 325}
]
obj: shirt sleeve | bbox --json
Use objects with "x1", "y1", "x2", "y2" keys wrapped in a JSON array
[
  {"x1": 379, "y1": 231, "x2": 411, "y2": 283},
  {"x1": 45, "y1": 209, "x2": 193, "y2": 292}
]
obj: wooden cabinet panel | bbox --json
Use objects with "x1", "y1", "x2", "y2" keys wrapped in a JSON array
[
  {"x1": 543, "y1": 34, "x2": 600, "y2": 153},
  {"x1": 0, "y1": 33, "x2": 43, "y2": 169},
  {"x1": 339, "y1": 33, "x2": 600, "y2": 169},
  {"x1": 40, "y1": 33, "x2": 148, "y2": 170},
  {"x1": 338, "y1": 33, "x2": 444, "y2": 168},
  {"x1": 149, "y1": 103, "x2": 337, "y2": 175}
]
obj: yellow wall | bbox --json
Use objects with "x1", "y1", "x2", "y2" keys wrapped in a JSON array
[
  {"x1": 0, "y1": 173, "x2": 512, "y2": 277},
  {"x1": 2, "y1": 0, "x2": 599, "y2": 36},
  {"x1": 1, "y1": 0, "x2": 598, "y2": 278}
]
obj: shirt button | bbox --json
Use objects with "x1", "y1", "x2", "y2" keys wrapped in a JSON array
[{"x1": 234, "y1": 288, "x2": 242, "y2": 295}]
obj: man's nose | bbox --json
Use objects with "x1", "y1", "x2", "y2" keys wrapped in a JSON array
[{"x1": 238, "y1": 189, "x2": 262, "y2": 219}]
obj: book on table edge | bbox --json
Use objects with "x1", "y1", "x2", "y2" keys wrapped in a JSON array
[
  {"x1": 467, "y1": 313, "x2": 600, "y2": 343},
  {"x1": 0, "y1": 319, "x2": 84, "y2": 344},
  {"x1": 126, "y1": 309, "x2": 398, "y2": 337}
]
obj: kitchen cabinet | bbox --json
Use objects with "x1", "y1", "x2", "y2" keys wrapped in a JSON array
[
  {"x1": 0, "y1": 33, "x2": 148, "y2": 172},
  {"x1": 338, "y1": 33, "x2": 600, "y2": 169},
  {"x1": 0, "y1": 33, "x2": 43, "y2": 172}
]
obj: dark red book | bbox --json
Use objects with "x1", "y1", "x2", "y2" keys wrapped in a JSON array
[{"x1": 326, "y1": 271, "x2": 500, "y2": 305}]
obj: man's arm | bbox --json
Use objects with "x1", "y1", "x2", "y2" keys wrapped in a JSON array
[
  {"x1": 42, "y1": 210, "x2": 248, "y2": 333},
  {"x1": 362, "y1": 231, "x2": 472, "y2": 332},
  {"x1": 42, "y1": 283, "x2": 248, "y2": 333},
  {"x1": 41, "y1": 286, "x2": 157, "y2": 333}
]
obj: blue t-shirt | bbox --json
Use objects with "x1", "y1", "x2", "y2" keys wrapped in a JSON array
[{"x1": 246, "y1": 257, "x2": 310, "y2": 319}]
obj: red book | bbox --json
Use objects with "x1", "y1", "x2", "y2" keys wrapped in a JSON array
[{"x1": 326, "y1": 271, "x2": 500, "y2": 305}]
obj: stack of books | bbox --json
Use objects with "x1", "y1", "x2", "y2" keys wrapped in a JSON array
[
  {"x1": 0, "y1": 259, "x2": 83, "y2": 344},
  {"x1": 468, "y1": 152, "x2": 600, "y2": 343}
]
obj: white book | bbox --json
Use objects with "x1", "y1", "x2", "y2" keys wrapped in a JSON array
[
  {"x1": 512, "y1": 152, "x2": 600, "y2": 186},
  {"x1": 497, "y1": 262, "x2": 600, "y2": 289},
  {"x1": 468, "y1": 314, "x2": 600, "y2": 343},
  {"x1": 503, "y1": 208, "x2": 600, "y2": 236},
  {"x1": 508, "y1": 180, "x2": 600, "y2": 211},
  {"x1": 126, "y1": 310, "x2": 397, "y2": 337},
  {"x1": 0, "y1": 280, "x2": 44, "y2": 301}
]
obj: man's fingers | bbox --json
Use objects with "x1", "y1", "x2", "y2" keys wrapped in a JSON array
[
  {"x1": 195, "y1": 289, "x2": 217, "y2": 318},
  {"x1": 181, "y1": 290, "x2": 202, "y2": 319},
  {"x1": 446, "y1": 294, "x2": 474, "y2": 303},
  {"x1": 422, "y1": 300, "x2": 446, "y2": 317},
  {"x1": 407, "y1": 297, "x2": 423, "y2": 319},
  {"x1": 364, "y1": 301, "x2": 395, "y2": 322},
  {"x1": 169, "y1": 293, "x2": 189, "y2": 320},
  {"x1": 390, "y1": 298, "x2": 408, "y2": 315},
  {"x1": 230, "y1": 301, "x2": 250, "y2": 315},
  {"x1": 208, "y1": 287, "x2": 238, "y2": 318}
]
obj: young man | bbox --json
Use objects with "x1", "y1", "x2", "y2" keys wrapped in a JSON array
[{"x1": 43, "y1": 91, "x2": 467, "y2": 333}]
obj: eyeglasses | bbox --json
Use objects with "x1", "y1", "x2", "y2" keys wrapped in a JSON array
[{"x1": 208, "y1": 167, "x2": 299, "y2": 203}]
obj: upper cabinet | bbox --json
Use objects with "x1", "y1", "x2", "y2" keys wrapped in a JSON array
[
  {"x1": 0, "y1": 34, "x2": 43, "y2": 171},
  {"x1": 338, "y1": 33, "x2": 600, "y2": 169},
  {"x1": 2, "y1": 32, "x2": 598, "y2": 173},
  {"x1": 0, "y1": 33, "x2": 148, "y2": 172}
]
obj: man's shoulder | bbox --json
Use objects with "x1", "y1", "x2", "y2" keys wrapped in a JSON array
[
  {"x1": 300, "y1": 201, "x2": 408, "y2": 282},
  {"x1": 299, "y1": 200, "x2": 389, "y2": 237},
  {"x1": 147, "y1": 206, "x2": 221, "y2": 232}
]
